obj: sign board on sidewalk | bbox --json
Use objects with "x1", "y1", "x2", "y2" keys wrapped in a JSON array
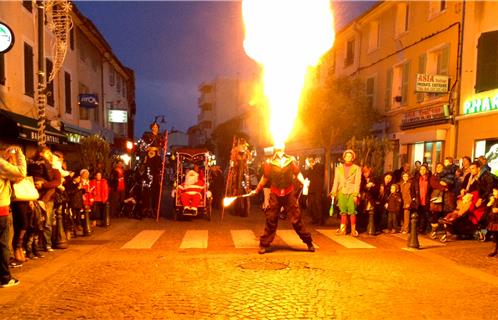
[{"x1": 108, "y1": 110, "x2": 128, "y2": 123}]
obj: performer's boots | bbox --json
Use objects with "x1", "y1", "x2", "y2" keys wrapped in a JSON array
[
  {"x1": 351, "y1": 224, "x2": 359, "y2": 237},
  {"x1": 430, "y1": 223, "x2": 439, "y2": 239},
  {"x1": 336, "y1": 224, "x2": 347, "y2": 235}
]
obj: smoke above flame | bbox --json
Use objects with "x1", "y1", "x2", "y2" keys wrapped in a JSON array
[{"x1": 242, "y1": 0, "x2": 335, "y2": 148}]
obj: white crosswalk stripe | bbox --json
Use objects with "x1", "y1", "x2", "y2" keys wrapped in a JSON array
[
  {"x1": 316, "y1": 229, "x2": 376, "y2": 249},
  {"x1": 180, "y1": 230, "x2": 209, "y2": 249},
  {"x1": 121, "y1": 230, "x2": 165, "y2": 249},
  {"x1": 277, "y1": 230, "x2": 319, "y2": 249},
  {"x1": 120, "y1": 229, "x2": 439, "y2": 251},
  {"x1": 231, "y1": 230, "x2": 259, "y2": 248}
]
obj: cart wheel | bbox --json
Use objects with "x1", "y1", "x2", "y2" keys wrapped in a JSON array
[{"x1": 439, "y1": 233, "x2": 447, "y2": 243}]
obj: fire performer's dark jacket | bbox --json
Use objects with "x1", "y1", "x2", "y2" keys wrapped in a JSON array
[{"x1": 258, "y1": 154, "x2": 300, "y2": 197}]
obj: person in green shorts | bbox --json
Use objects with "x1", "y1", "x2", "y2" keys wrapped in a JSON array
[{"x1": 330, "y1": 149, "x2": 362, "y2": 236}]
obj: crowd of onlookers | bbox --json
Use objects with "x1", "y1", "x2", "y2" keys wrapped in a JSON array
[
  {"x1": 355, "y1": 156, "x2": 498, "y2": 256},
  {"x1": 0, "y1": 144, "x2": 129, "y2": 288}
]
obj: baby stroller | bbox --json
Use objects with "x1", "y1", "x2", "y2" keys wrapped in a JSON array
[{"x1": 438, "y1": 191, "x2": 486, "y2": 242}]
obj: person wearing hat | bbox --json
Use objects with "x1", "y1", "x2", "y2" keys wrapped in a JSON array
[
  {"x1": 251, "y1": 146, "x2": 314, "y2": 254},
  {"x1": 330, "y1": 149, "x2": 362, "y2": 236}
]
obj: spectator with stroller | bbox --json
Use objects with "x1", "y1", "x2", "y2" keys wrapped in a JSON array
[
  {"x1": 429, "y1": 163, "x2": 447, "y2": 239},
  {"x1": 486, "y1": 185, "x2": 498, "y2": 257},
  {"x1": 0, "y1": 145, "x2": 26, "y2": 287}
]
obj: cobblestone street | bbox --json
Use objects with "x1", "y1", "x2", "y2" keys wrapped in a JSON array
[{"x1": 1, "y1": 210, "x2": 498, "y2": 320}]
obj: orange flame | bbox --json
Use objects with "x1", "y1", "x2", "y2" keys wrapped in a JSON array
[{"x1": 242, "y1": 0, "x2": 335, "y2": 148}]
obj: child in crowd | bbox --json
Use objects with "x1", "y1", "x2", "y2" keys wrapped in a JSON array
[
  {"x1": 385, "y1": 184, "x2": 402, "y2": 233},
  {"x1": 487, "y1": 186, "x2": 498, "y2": 257},
  {"x1": 400, "y1": 172, "x2": 414, "y2": 234}
]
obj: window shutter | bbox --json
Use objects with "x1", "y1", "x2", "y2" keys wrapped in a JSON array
[
  {"x1": 402, "y1": 61, "x2": 410, "y2": 105},
  {"x1": 385, "y1": 69, "x2": 393, "y2": 111},
  {"x1": 440, "y1": 45, "x2": 450, "y2": 75},
  {"x1": 476, "y1": 31, "x2": 498, "y2": 93},
  {"x1": 23, "y1": 43, "x2": 34, "y2": 97},
  {"x1": 417, "y1": 54, "x2": 426, "y2": 102}
]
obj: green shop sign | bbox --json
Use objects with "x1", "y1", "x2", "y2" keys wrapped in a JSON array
[{"x1": 463, "y1": 88, "x2": 498, "y2": 115}]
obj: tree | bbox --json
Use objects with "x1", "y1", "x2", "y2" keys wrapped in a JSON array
[
  {"x1": 79, "y1": 135, "x2": 111, "y2": 176},
  {"x1": 346, "y1": 136, "x2": 393, "y2": 177},
  {"x1": 299, "y1": 75, "x2": 379, "y2": 191}
]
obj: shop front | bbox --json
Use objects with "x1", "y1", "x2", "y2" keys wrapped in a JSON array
[
  {"x1": 395, "y1": 104, "x2": 453, "y2": 171},
  {"x1": 457, "y1": 87, "x2": 498, "y2": 175},
  {"x1": 0, "y1": 109, "x2": 67, "y2": 154}
]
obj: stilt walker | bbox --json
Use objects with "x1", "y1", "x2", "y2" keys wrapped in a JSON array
[{"x1": 156, "y1": 130, "x2": 169, "y2": 222}]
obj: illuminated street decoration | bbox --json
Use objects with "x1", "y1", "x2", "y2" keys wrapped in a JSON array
[
  {"x1": 242, "y1": 0, "x2": 334, "y2": 148},
  {"x1": 463, "y1": 88, "x2": 498, "y2": 115}
]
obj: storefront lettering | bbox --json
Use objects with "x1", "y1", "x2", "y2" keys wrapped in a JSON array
[
  {"x1": 30, "y1": 131, "x2": 60, "y2": 144},
  {"x1": 464, "y1": 89, "x2": 498, "y2": 115}
]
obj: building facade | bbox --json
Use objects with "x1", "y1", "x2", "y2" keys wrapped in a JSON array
[
  {"x1": 0, "y1": 1, "x2": 135, "y2": 163},
  {"x1": 323, "y1": 0, "x2": 463, "y2": 172}
]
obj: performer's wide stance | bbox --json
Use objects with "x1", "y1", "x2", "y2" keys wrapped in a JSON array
[{"x1": 251, "y1": 147, "x2": 314, "y2": 254}]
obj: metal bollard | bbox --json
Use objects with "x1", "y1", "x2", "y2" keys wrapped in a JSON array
[
  {"x1": 367, "y1": 210, "x2": 376, "y2": 235},
  {"x1": 53, "y1": 205, "x2": 69, "y2": 249},
  {"x1": 407, "y1": 212, "x2": 420, "y2": 249},
  {"x1": 82, "y1": 207, "x2": 92, "y2": 236},
  {"x1": 104, "y1": 202, "x2": 111, "y2": 227}
]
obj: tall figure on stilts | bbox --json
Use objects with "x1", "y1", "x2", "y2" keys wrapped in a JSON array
[{"x1": 228, "y1": 137, "x2": 252, "y2": 217}]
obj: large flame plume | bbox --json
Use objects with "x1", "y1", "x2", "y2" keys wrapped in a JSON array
[{"x1": 242, "y1": 0, "x2": 335, "y2": 148}]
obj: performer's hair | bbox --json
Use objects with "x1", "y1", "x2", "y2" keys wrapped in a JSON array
[{"x1": 150, "y1": 122, "x2": 160, "y2": 130}]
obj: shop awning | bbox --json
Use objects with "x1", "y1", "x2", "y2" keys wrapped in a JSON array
[{"x1": 0, "y1": 109, "x2": 67, "y2": 145}]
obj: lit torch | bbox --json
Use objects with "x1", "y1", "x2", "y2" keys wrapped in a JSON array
[{"x1": 242, "y1": 0, "x2": 335, "y2": 148}]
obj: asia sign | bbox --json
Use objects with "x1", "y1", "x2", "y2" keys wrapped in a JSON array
[
  {"x1": 108, "y1": 110, "x2": 128, "y2": 123},
  {"x1": 415, "y1": 74, "x2": 449, "y2": 93},
  {"x1": 463, "y1": 88, "x2": 498, "y2": 115}
]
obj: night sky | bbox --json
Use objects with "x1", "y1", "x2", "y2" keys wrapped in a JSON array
[{"x1": 76, "y1": 1, "x2": 376, "y2": 138}]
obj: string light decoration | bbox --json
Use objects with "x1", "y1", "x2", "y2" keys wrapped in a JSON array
[{"x1": 45, "y1": 0, "x2": 73, "y2": 82}]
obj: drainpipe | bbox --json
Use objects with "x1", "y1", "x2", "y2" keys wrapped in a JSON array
[{"x1": 453, "y1": 0, "x2": 466, "y2": 159}]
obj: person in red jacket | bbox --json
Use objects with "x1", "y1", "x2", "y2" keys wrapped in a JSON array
[{"x1": 90, "y1": 172, "x2": 109, "y2": 227}]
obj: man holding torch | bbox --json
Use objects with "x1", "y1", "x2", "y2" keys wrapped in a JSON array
[{"x1": 250, "y1": 146, "x2": 314, "y2": 254}]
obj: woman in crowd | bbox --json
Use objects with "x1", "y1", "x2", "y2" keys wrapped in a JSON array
[
  {"x1": 0, "y1": 145, "x2": 26, "y2": 287},
  {"x1": 376, "y1": 172, "x2": 393, "y2": 232},
  {"x1": 412, "y1": 164, "x2": 432, "y2": 234}
]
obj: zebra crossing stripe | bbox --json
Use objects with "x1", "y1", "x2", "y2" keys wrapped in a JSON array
[
  {"x1": 392, "y1": 233, "x2": 445, "y2": 248},
  {"x1": 316, "y1": 229, "x2": 376, "y2": 249},
  {"x1": 231, "y1": 230, "x2": 259, "y2": 248},
  {"x1": 121, "y1": 230, "x2": 165, "y2": 249},
  {"x1": 180, "y1": 230, "x2": 208, "y2": 249},
  {"x1": 277, "y1": 230, "x2": 319, "y2": 249}
]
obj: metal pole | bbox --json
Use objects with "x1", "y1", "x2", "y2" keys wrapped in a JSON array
[
  {"x1": 156, "y1": 130, "x2": 169, "y2": 222},
  {"x1": 36, "y1": 0, "x2": 47, "y2": 147}
]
